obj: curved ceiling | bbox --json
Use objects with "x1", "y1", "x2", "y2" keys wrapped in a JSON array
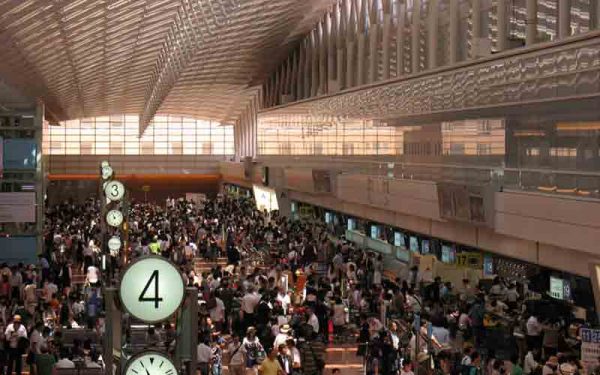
[{"x1": 0, "y1": 0, "x2": 333, "y2": 129}]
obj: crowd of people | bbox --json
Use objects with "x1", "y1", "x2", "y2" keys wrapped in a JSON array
[{"x1": 0, "y1": 193, "x2": 592, "y2": 375}]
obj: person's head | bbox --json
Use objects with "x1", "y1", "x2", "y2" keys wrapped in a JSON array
[
  {"x1": 402, "y1": 359, "x2": 413, "y2": 371},
  {"x1": 268, "y1": 348, "x2": 278, "y2": 360},
  {"x1": 332, "y1": 369, "x2": 341, "y2": 375},
  {"x1": 12, "y1": 315, "x2": 21, "y2": 327},
  {"x1": 278, "y1": 343, "x2": 287, "y2": 354},
  {"x1": 246, "y1": 326, "x2": 256, "y2": 338}
]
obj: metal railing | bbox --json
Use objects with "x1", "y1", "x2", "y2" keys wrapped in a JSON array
[{"x1": 258, "y1": 156, "x2": 600, "y2": 199}]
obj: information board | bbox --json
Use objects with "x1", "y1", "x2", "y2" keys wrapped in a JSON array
[{"x1": 581, "y1": 328, "x2": 600, "y2": 374}]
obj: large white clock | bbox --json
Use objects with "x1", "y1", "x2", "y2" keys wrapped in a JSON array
[
  {"x1": 119, "y1": 256, "x2": 185, "y2": 323},
  {"x1": 124, "y1": 351, "x2": 177, "y2": 375},
  {"x1": 106, "y1": 210, "x2": 123, "y2": 227},
  {"x1": 104, "y1": 180, "x2": 125, "y2": 201}
]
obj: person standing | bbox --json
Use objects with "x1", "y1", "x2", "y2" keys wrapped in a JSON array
[
  {"x1": 5, "y1": 315, "x2": 27, "y2": 375},
  {"x1": 227, "y1": 335, "x2": 245, "y2": 375},
  {"x1": 298, "y1": 330, "x2": 325, "y2": 375},
  {"x1": 259, "y1": 348, "x2": 285, "y2": 375}
]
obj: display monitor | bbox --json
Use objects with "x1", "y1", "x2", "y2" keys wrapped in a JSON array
[
  {"x1": 441, "y1": 245, "x2": 456, "y2": 264},
  {"x1": 370, "y1": 225, "x2": 380, "y2": 239},
  {"x1": 409, "y1": 236, "x2": 419, "y2": 252},
  {"x1": 347, "y1": 218, "x2": 356, "y2": 230},
  {"x1": 421, "y1": 240, "x2": 430, "y2": 254},
  {"x1": 394, "y1": 231, "x2": 406, "y2": 248},
  {"x1": 549, "y1": 276, "x2": 572, "y2": 301}
]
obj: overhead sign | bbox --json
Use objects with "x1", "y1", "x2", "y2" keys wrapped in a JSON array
[
  {"x1": 252, "y1": 184, "x2": 278, "y2": 212},
  {"x1": 581, "y1": 328, "x2": 600, "y2": 374},
  {"x1": 455, "y1": 252, "x2": 483, "y2": 269},
  {"x1": 119, "y1": 256, "x2": 185, "y2": 323}
]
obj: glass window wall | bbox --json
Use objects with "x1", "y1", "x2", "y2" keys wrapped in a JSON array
[{"x1": 43, "y1": 114, "x2": 234, "y2": 156}]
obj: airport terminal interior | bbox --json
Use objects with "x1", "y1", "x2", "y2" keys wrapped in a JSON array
[{"x1": 1, "y1": 0, "x2": 600, "y2": 374}]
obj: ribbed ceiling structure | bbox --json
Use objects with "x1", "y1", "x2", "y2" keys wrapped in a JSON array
[{"x1": 0, "y1": 0, "x2": 334, "y2": 131}]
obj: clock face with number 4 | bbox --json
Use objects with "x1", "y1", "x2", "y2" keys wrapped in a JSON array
[
  {"x1": 125, "y1": 351, "x2": 177, "y2": 375},
  {"x1": 119, "y1": 256, "x2": 185, "y2": 323}
]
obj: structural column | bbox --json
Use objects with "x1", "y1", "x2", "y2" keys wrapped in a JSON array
[
  {"x1": 346, "y1": 0, "x2": 356, "y2": 88},
  {"x1": 591, "y1": 0, "x2": 600, "y2": 30},
  {"x1": 35, "y1": 102, "x2": 44, "y2": 254},
  {"x1": 411, "y1": 0, "x2": 421, "y2": 73},
  {"x1": 368, "y1": 0, "x2": 380, "y2": 83},
  {"x1": 336, "y1": 2, "x2": 347, "y2": 90},
  {"x1": 382, "y1": 0, "x2": 393, "y2": 80},
  {"x1": 526, "y1": 0, "x2": 537, "y2": 46},
  {"x1": 327, "y1": 12, "x2": 338, "y2": 93},
  {"x1": 357, "y1": 0, "x2": 367, "y2": 85},
  {"x1": 396, "y1": 0, "x2": 405, "y2": 76},
  {"x1": 558, "y1": 0, "x2": 571, "y2": 39},
  {"x1": 470, "y1": 0, "x2": 481, "y2": 58},
  {"x1": 427, "y1": 0, "x2": 438, "y2": 69},
  {"x1": 448, "y1": 0, "x2": 459, "y2": 64},
  {"x1": 496, "y1": 0, "x2": 508, "y2": 52}
]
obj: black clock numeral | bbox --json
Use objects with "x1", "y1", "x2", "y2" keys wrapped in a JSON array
[
  {"x1": 165, "y1": 369, "x2": 174, "y2": 375},
  {"x1": 150, "y1": 357, "x2": 155, "y2": 365},
  {"x1": 138, "y1": 270, "x2": 163, "y2": 308}
]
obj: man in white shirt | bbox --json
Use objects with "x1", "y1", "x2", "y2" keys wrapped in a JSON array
[
  {"x1": 241, "y1": 287, "x2": 261, "y2": 326},
  {"x1": 526, "y1": 314, "x2": 543, "y2": 351},
  {"x1": 276, "y1": 288, "x2": 291, "y2": 314},
  {"x1": 197, "y1": 339, "x2": 212, "y2": 375},
  {"x1": 306, "y1": 307, "x2": 319, "y2": 335},
  {"x1": 209, "y1": 294, "x2": 226, "y2": 332},
  {"x1": 5, "y1": 315, "x2": 27, "y2": 375}
]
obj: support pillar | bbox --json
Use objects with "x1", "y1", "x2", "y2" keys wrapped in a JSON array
[
  {"x1": 496, "y1": 0, "x2": 508, "y2": 52},
  {"x1": 357, "y1": 0, "x2": 367, "y2": 84},
  {"x1": 34, "y1": 102, "x2": 44, "y2": 254},
  {"x1": 368, "y1": 0, "x2": 380, "y2": 83},
  {"x1": 411, "y1": 0, "x2": 421, "y2": 73},
  {"x1": 449, "y1": 0, "x2": 459, "y2": 64},
  {"x1": 526, "y1": 0, "x2": 537, "y2": 46},
  {"x1": 591, "y1": 0, "x2": 600, "y2": 30},
  {"x1": 396, "y1": 0, "x2": 405, "y2": 75},
  {"x1": 470, "y1": 0, "x2": 481, "y2": 58},
  {"x1": 427, "y1": 0, "x2": 438, "y2": 69},
  {"x1": 103, "y1": 288, "x2": 121, "y2": 375},
  {"x1": 558, "y1": 0, "x2": 571, "y2": 39},
  {"x1": 382, "y1": 0, "x2": 392, "y2": 79}
]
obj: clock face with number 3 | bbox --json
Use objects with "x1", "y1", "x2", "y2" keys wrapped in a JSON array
[
  {"x1": 119, "y1": 256, "x2": 185, "y2": 323},
  {"x1": 125, "y1": 351, "x2": 177, "y2": 375},
  {"x1": 104, "y1": 180, "x2": 125, "y2": 201}
]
